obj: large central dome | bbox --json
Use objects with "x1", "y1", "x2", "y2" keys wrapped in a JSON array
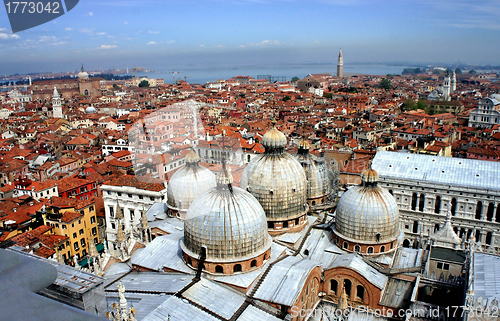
[
  {"x1": 240, "y1": 122, "x2": 308, "y2": 235},
  {"x1": 334, "y1": 166, "x2": 400, "y2": 255},
  {"x1": 182, "y1": 163, "x2": 271, "y2": 274}
]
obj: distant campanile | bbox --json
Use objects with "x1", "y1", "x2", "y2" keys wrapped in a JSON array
[{"x1": 337, "y1": 48, "x2": 343, "y2": 77}]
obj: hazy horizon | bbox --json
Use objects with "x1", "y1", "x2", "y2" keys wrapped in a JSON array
[{"x1": 1, "y1": 0, "x2": 500, "y2": 75}]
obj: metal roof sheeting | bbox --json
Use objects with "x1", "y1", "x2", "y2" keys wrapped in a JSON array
[
  {"x1": 251, "y1": 256, "x2": 321, "y2": 306},
  {"x1": 236, "y1": 305, "x2": 282, "y2": 321},
  {"x1": 183, "y1": 278, "x2": 246, "y2": 320},
  {"x1": 473, "y1": 252, "x2": 500, "y2": 300},
  {"x1": 131, "y1": 234, "x2": 194, "y2": 274},
  {"x1": 143, "y1": 296, "x2": 220, "y2": 321},
  {"x1": 372, "y1": 151, "x2": 500, "y2": 191}
]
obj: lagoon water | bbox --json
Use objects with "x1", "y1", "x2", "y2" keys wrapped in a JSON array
[{"x1": 133, "y1": 63, "x2": 412, "y2": 85}]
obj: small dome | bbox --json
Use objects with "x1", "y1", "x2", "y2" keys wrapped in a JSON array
[
  {"x1": 298, "y1": 139, "x2": 310, "y2": 152},
  {"x1": 78, "y1": 64, "x2": 89, "y2": 80},
  {"x1": 262, "y1": 126, "x2": 287, "y2": 149},
  {"x1": 360, "y1": 168, "x2": 379, "y2": 184},
  {"x1": 183, "y1": 170, "x2": 271, "y2": 262},
  {"x1": 335, "y1": 168, "x2": 399, "y2": 243},
  {"x1": 167, "y1": 155, "x2": 216, "y2": 213},
  {"x1": 185, "y1": 149, "x2": 200, "y2": 164},
  {"x1": 85, "y1": 106, "x2": 97, "y2": 114}
]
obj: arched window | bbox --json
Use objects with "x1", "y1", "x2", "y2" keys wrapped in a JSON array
[
  {"x1": 187, "y1": 257, "x2": 192, "y2": 266},
  {"x1": 411, "y1": 193, "x2": 418, "y2": 211},
  {"x1": 376, "y1": 233, "x2": 381, "y2": 242},
  {"x1": 356, "y1": 285, "x2": 365, "y2": 301},
  {"x1": 487, "y1": 203, "x2": 495, "y2": 221},
  {"x1": 215, "y1": 265, "x2": 224, "y2": 273},
  {"x1": 475, "y1": 231, "x2": 481, "y2": 242},
  {"x1": 343, "y1": 279, "x2": 352, "y2": 297},
  {"x1": 419, "y1": 194, "x2": 425, "y2": 211},
  {"x1": 84, "y1": 89, "x2": 89, "y2": 96},
  {"x1": 233, "y1": 264, "x2": 242, "y2": 273},
  {"x1": 251, "y1": 260, "x2": 257, "y2": 268},
  {"x1": 343, "y1": 242, "x2": 348, "y2": 250},
  {"x1": 451, "y1": 198, "x2": 457, "y2": 216},
  {"x1": 380, "y1": 245, "x2": 386, "y2": 253},
  {"x1": 476, "y1": 202, "x2": 483, "y2": 220},
  {"x1": 330, "y1": 279, "x2": 338, "y2": 295},
  {"x1": 354, "y1": 245, "x2": 360, "y2": 253},
  {"x1": 263, "y1": 254, "x2": 268, "y2": 261},
  {"x1": 435, "y1": 196, "x2": 441, "y2": 214},
  {"x1": 367, "y1": 247, "x2": 374, "y2": 254},
  {"x1": 413, "y1": 221, "x2": 419, "y2": 233},
  {"x1": 486, "y1": 232, "x2": 492, "y2": 245}
]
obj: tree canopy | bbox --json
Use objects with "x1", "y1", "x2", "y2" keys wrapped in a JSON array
[
  {"x1": 138, "y1": 80, "x2": 150, "y2": 87},
  {"x1": 379, "y1": 78, "x2": 392, "y2": 90}
]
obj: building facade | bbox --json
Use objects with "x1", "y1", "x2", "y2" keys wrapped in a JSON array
[
  {"x1": 101, "y1": 175, "x2": 167, "y2": 256},
  {"x1": 372, "y1": 151, "x2": 500, "y2": 252}
]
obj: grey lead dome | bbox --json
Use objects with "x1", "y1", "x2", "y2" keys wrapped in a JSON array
[
  {"x1": 335, "y1": 168, "x2": 400, "y2": 243},
  {"x1": 167, "y1": 150, "x2": 216, "y2": 213},
  {"x1": 182, "y1": 185, "x2": 271, "y2": 262},
  {"x1": 240, "y1": 126, "x2": 308, "y2": 222}
]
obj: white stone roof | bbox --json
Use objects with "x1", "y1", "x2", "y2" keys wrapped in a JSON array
[{"x1": 372, "y1": 151, "x2": 500, "y2": 191}]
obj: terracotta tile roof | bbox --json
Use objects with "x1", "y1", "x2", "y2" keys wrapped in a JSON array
[
  {"x1": 10, "y1": 225, "x2": 52, "y2": 247},
  {"x1": 49, "y1": 196, "x2": 95, "y2": 210},
  {"x1": 103, "y1": 175, "x2": 166, "y2": 192},
  {"x1": 60, "y1": 211, "x2": 83, "y2": 223}
]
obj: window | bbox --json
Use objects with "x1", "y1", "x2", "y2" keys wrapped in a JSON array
[
  {"x1": 139, "y1": 195, "x2": 143, "y2": 200},
  {"x1": 251, "y1": 260, "x2": 257, "y2": 268},
  {"x1": 62, "y1": 225, "x2": 67, "y2": 229},
  {"x1": 80, "y1": 238, "x2": 86, "y2": 247},
  {"x1": 74, "y1": 242, "x2": 79, "y2": 251},
  {"x1": 354, "y1": 245, "x2": 360, "y2": 252},
  {"x1": 92, "y1": 227, "x2": 97, "y2": 235},
  {"x1": 367, "y1": 247, "x2": 374, "y2": 254},
  {"x1": 66, "y1": 241, "x2": 70, "y2": 246},
  {"x1": 215, "y1": 265, "x2": 224, "y2": 273},
  {"x1": 90, "y1": 216, "x2": 96, "y2": 224},
  {"x1": 73, "y1": 233, "x2": 77, "y2": 238},
  {"x1": 330, "y1": 279, "x2": 338, "y2": 295},
  {"x1": 89, "y1": 206, "x2": 94, "y2": 212},
  {"x1": 233, "y1": 264, "x2": 242, "y2": 273},
  {"x1": 344, "y1": 279, "x2": 352, "y2": 297},
  {"x1": 79, "y1": 229, "x2": 84, "y2": 235},
  {"x1": 356, "y1": 285, "x2": 365, "y2": 301}
]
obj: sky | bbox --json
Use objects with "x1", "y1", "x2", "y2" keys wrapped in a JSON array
[{"x1": 1, "y1": 0, "x2": 500, "y2": 75}]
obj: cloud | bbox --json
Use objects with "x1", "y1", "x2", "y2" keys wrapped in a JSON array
[
  {"x1": 124, "y1": 21, "x2": 129, "y2": 25},
  {"x1": 96, "y1": 32, "x2": 107, "y2": 36},
  {"x1": 79, "y1": 28, "x2": 94, "y2": 34},
  {"x1": 239, "y1": 40, "x2": 280, "y2": 48},
  {"x1": 65, "y1": 27, "x2": 73, "y2": 31},
  {"x1": 147, "y1": 41, "x2": 157, "y2": 45},
  {"x1": 148, "y1": 31, "x2": 160, "y2": 34},
  {"x1": 84, "y1": 11, "x2": 94, "y2": 16},
  {"x1": 166, "y1": 40, "x2": 175, "y2": 44},
  {"x1": 0, "y1": 29, "x2": 20, "y2": 40},
  {"x1": 99, "y1": 45, "x2": 118, "y2": 49}
]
